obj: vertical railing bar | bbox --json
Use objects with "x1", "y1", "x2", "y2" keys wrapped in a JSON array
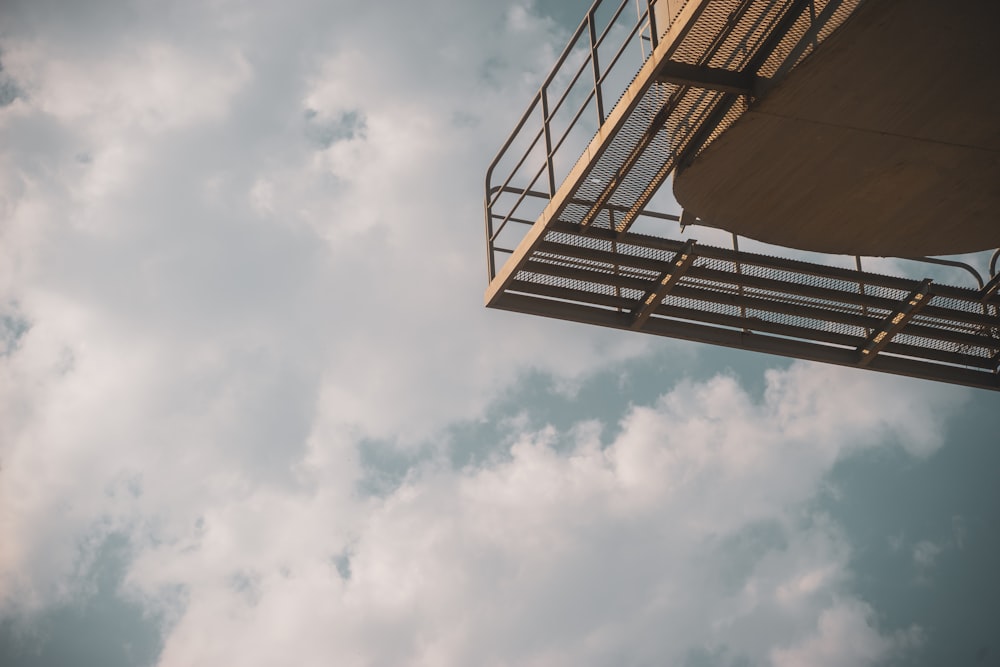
[
  {"x1": 635, "y1": 0, "x2": 646, "y2": 60},
  {"x1": 541, "y1": 87, "x2": 556, "y2": 195},
  {"x1": 588, "y1": 10, "x2": 606, "y2": 124},
  {"x1": 647, "y1": 0, "x2": 659, "y2": 49},
  {"x1": 990, "y1": 248, "x2": 1000, "y2": 323},
  {"x1": 856, "y1": 255, "x2": 871, "y2": 336},
  {"x1": 732, "y1": 233, "x2": 750, "y2": 332},
  {"x1": 486, "y1": 221, "x2": 496, "y2": 280},
  {"x1": 609, "y1": 208, "x2": 623, "y2": 308},
  {"x1": 809, "y1": 0, "x2": 818, "y2": 50}
]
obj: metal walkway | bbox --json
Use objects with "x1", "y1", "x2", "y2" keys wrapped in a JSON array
[{"x1": 483, "y1": 0, "x2": 1000, "y2": 391}]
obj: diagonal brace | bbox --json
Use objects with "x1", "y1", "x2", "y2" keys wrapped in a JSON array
[
  {"x1": 858, "y1": 279, "x2": 933, "y2": 366},
  {"x1": 631, "y1": 240, "x2": 697, "y2": 329}
]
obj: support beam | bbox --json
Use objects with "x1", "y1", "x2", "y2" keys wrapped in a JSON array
[
  {"x1": 631, "y1": 240, "x2": 697, "y2": 329},
  {"x1": 490, "y1": 292, "x2": 1000, "y2": 392},
  {"x1": 980, "y1": 271, "x2": 1000, "y2": 303},
  {"x1": 656, "y1": 61, "x2": 759, "y2": 96},
  {"x1": 674, "y1": 0, "x2": 815, "y2": 172},
  {"x1": 858, "y1": 279, "x2": 933, "y2": 366}
]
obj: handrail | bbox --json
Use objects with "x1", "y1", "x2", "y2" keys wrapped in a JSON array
[{"x1": 484, "y1": 0, "x2": 664, "y2": 280}]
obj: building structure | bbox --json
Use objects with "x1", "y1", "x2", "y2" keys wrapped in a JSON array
[{"x1": 484, "y1": 0, "x2": 1000, "y2": 390}]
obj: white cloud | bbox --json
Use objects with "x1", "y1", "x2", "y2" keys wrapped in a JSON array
[
  {"x1": 912, "y1": 540, "x2": 943, "y2": 569},
  {"x1": 113, "y1": 363, "x2": 952, "y2": 666},
  {"x1": 5, "y1": 42, "x2": 250, "y2": 134},
  {"x1": 770, "y1": 599, "x2": 922, "y2": 667},
  {"x1": 0, "y1": 0, "x2": 641, "y2": 612}
]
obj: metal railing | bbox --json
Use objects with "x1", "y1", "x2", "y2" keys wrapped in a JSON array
[{"x1": 484, "y1": 0, "x2": 673, "y2": 281}]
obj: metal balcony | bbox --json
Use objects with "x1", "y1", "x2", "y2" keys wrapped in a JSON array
[{"x1": 483, "y1": 0, "x2": 1000, "y2": 391}]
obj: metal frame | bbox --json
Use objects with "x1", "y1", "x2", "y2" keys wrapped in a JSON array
[{"x1": 483, "y1": 0, "x2": 1000, "y2": 391}]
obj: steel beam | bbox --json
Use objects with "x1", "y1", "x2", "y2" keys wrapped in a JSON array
[
  {"x1": 491, "y1": 292, "x2": 1000, "y2": 391},
  {"x1": 858, "y1": 279, "x2": 933, "y2": 366},
  {"x1": 503, "y1": 280, "x2": 998, "y2": 371},
  {"x1": 631, "y1": 240, "x2": 697, "y2": 329}
]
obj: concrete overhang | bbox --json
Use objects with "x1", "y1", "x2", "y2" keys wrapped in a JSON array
[{"x1": 673, "y1": 0, "x2": 1000, "y2": 257}]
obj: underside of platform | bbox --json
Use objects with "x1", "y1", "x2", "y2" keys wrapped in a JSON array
[{"x1": 673, "y1": 0, "x2": 1000, "y2": 257}]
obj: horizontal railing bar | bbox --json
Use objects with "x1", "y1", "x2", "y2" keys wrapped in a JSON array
[
  {"x1": 486, "y1": 124, "x2": 546, "y2": 210},
  {"x1": 490, "y1": 187, "x2": 681, "y2": 220},
  {"x1": 899, "y1": 256, "x2": 984, "y2": 289},
  {"x1": 491, "y1": 157, "x2": 553, "y2": 243}
]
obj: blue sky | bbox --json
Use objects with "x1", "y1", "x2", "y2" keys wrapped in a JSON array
[{"x1": 0, "y1": 1, "x2": 998, "y2": 665}]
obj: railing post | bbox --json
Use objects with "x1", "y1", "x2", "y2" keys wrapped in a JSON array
[
  {"x1": 540, "y1": 86, "x2": 556, "y2": 196},
  {"x1": 647, "y1": 0, "x2": 659, "y2": 49},
  {"x1": 588, "y1": 10, "x2": 605, "y2": 124},
  {"x1": 732, "y1": 232, "x2": 749, "y2": 332},
  {"x1": 855, "y1": 255, "x2": 870, "y2": 336},
  {"x1": 485, "y1": 193, "x2": 496, "y2": 280}
]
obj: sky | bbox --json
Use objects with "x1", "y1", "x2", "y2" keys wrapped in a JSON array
[{"x1": 0, "y1": 1, "x2": 998, "y2": 665}]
